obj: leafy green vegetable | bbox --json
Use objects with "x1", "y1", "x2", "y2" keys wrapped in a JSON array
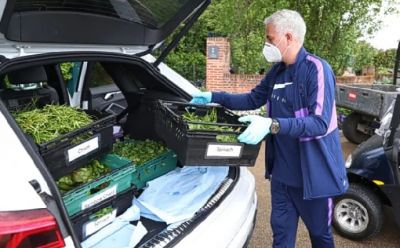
[
  {"x1": 72, "y1": 167, "x2": 93, "y2": 184},
  {"x1": 112, "y1": 139, "x2": 167, "y2": 166},
  {"x1": 216, "y1": 134, "x2": 238, "y2": 143},
  {"x1": 93, "y1": 207, "x2": 114, "y2": 219},
  {"x1": 57, "y1": 175, "x2": 76, "y2": 192},
  {"x1": 182, "y1": 108, "x2": 239, "y2": 143},
  {"x1": 13, "y1": 105, "x2": 94, "y2": 144},
  {"x1": 56, "y1": 159, "x2": 111, "y2": 193}
]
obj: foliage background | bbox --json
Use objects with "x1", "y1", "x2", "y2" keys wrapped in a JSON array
[{"x1": 161, "y1": 0, "x2": 397, "y2": 83}]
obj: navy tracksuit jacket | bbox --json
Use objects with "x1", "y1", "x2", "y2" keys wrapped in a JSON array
[{"x1": 212, "y1": 47, "x2": 348, "y2": 247}]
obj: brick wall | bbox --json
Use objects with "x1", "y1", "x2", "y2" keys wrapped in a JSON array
[
  {"x1": 336, "y1": 75, "x2": 374, "y2": 85},
  {"x1": 206, "y1": 37, "x2": 262, "y2": 93},
  {"x1": 205, "y1": 37, "x2": 375, "y2": 93},
  {"x1": 206, "y1": 37, "x2": 231, "y2": 90},
  {"x1": 220, "y1": 74, "x2": 264, "y2": 93}
]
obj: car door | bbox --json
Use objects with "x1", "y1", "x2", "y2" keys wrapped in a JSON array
[{"x1": 84, "y1": 62, "x2": 127, "y2": 115}]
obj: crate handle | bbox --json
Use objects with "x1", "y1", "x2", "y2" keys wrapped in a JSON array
[
  {"x1": 90, "y1": 181, "x2": 111, "y2": 195},
  {"x1": 188, "y1": 129, "x2": 242, "y2": 135},
  {"x1": 186, "y1": 120, "x2": 245, "y2": 128},
  {"x1": 158, "y1": 100, "x2": 247, "y2": 131}
]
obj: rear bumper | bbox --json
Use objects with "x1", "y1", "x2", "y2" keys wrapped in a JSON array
[
  {"x1": 175, "y1": 167, "x2": 258, "y2": 248},
  {"x1": 242, "y1": 209, "x2": 257, "y2": 248},
  {"x1": 229, "y1": 196, "x2": 257, "y2": 248}
]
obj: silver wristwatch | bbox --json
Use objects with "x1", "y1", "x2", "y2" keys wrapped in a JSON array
[{"x1": 270, "y1": 119, "x2": 280, "y2": 134}]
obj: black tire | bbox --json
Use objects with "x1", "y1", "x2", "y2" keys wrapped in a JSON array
[
  {"x1": 342, "y1": 113, "x2": 371, "y2": 144},
  {"x1": 333, "y1": 184, "x2": 383, "y2": 240}
]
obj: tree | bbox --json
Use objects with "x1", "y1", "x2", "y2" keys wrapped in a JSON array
[
  {"x1": 374, "y1": 48, "x2": 397, "y2": 73},
  {"x1": 162, "y1": 0, "x2": 395, "y2": 80},
  {"x1": 163, "y1": 16, "x2": 211, "y2": 84},
  {"x1": 201, "y1": 0, "x2": 288, "y2": 73},
  {"x1": 351, "y1": 41, "x2": 378, "y2": 74},
  {"x1": 298, "y1": 0, "x2": 396, "y2": 74}
]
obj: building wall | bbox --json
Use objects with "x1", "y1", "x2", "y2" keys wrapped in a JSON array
[
  {"x1": 206, "y1": 37, "x2": 263, "y2": 93},
  {"x1": 205, "y1": 37, "x2": 375, "y2": 93},
  {"x1": 206, "y1": 37, "x2": 232, "y2": 91},
  {"x1": 336, "y1": 75, "x2": 375, "y2": 85}
]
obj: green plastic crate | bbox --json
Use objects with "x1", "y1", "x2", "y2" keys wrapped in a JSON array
[
  {"x1": 63, "y1": 154, "x2": 135, "y2": 217},
  {"x1": 132, "y1": 149, "x2": 177, "y2": 189}
]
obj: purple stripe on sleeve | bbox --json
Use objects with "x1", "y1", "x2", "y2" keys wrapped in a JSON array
[
  {"x1": 327, "y1": 104, "x2": 338, "y2": 134},
  {"x1": 306, "y1": 55, "x2": 324, "y2": 116},
  {"x1": 299, "y1": 136, "x2": 314, "y2": 142},
  {"x1": 299, "y1": 103, "x2": 338, "y2": 142},
  {"x1": 328, "y1": 198, "x2": 333, "y2": 226},
  {"x1": 299, "y1": 137, "x2": 313, "y2": 142},
  {"x1": 295, "y1": 108, "x2": 309, "y2": 118}
]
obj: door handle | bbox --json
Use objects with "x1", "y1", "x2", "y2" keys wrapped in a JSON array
[{"x1": 104, "y1": 91, "x2": 122, "y2": 100}]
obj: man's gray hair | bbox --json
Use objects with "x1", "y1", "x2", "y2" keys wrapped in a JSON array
[{"x1": 264, "y1": 9, "x2": 306, "y2": 45}]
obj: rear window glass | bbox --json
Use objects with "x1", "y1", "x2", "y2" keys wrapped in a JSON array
[{"x1": 14, "y1": 0, "x2": 190, "y2": 28}]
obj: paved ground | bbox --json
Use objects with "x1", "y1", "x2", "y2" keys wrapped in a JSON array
[{"x1": 248, "y1": 136, "x2": 400, "y2": 247}]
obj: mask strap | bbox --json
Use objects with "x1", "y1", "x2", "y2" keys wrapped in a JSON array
[
  {"x1": 281, "y1": 44, "x2": 291, "y2": 58},
  {"x1": 276, "y1": 34, "x2": 291, "y2": 58},
  {"x1": 275, "y1": 36, "x2": 284, "y2": 47}
]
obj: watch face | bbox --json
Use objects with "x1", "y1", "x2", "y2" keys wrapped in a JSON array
[
  {"x1": 271, "y1": 120, "x2": 280, "y2": 134},
  {"x1": 271, "y1": 125, "x2": 277, "y2": 134}
]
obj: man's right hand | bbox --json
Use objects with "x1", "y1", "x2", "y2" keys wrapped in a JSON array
[{"x1": 190, "y1": 91, "x2": 212, "y2": 104}]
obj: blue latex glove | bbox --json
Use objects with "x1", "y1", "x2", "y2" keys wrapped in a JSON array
[
  {"x1": 190, "y1": 91, "x2": 212, "y2": 104},
  {"x1": 238, "y1": 115, "x2": 272, "y2": 145}
]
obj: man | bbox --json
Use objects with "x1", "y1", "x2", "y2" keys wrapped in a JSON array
[{"x1": 191, "y1": 9, "x2": 348, "y2": 248}]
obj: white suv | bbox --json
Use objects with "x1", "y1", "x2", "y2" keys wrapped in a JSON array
[{"x1": 0, "y1": 1, "x2": 257, "y2": 247}]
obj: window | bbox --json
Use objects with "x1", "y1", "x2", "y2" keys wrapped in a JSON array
[
  {"x1": 87, "y1": 63, "x2": 114, "y2": 88},
  {"x1": 14, "y1": 0, "x2": 191, "y2": 28},
  {"x1": 61, "y1": 62, "x2": 82, "y2": 96}
]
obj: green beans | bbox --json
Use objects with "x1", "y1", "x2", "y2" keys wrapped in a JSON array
[
  {"x1": 13, "y1": 105, "x2": 93, "y2": 144},
  {"x1": 182, "y1": 108, "x2": 239, "y2": 143}
]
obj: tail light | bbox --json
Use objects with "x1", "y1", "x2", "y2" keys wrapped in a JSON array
[{"x1": 0, "y1": 209, "x2": 65, "y2": 248}]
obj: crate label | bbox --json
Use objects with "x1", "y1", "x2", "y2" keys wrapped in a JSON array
[
  {"x1": 81, "y1": 185, "x2": 117, "y2": 210},
  {"x1": 84, "y1": 209, "x2": 117, "y2": 238},
  {"x1": 68, "y1": 136, "x2": 99, "y2": 162},
  {"x1": 206, "y1": 143, "x2": 243, "y2": 158}
]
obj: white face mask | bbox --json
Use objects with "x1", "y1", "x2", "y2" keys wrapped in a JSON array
[
  {"x1": 262, "y1": 42, "x2": 282, "y2": 62},
  {"x1": 262, "y1": 36, "x2": 287, "y2": 63}
]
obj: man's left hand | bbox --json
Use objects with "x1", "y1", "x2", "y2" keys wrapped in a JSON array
[{"x1": 238, "y1": 115, "x2": 272, "y2": 145}]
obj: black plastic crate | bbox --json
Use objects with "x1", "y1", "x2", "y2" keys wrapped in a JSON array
[
  {"x1": 0, "y1": 88, "x2": 56, "y2": 112},
  {"x1": 71, "y1": 187, "x2": 134, "y2": 242},
  {"x1": 37, "y1": 111, "x2": 115, "y2": 179},
  {"x1": 155, "y1": 100, "x2": 261, "y2": 166}
]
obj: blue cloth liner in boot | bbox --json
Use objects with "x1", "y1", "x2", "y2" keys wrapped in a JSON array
[
  {"x1": 81, "y1": 204, "x2": 147, "y2": 248},
  {"x1": 135, "y1": 166, "x2": 228, "y2": 224}
]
